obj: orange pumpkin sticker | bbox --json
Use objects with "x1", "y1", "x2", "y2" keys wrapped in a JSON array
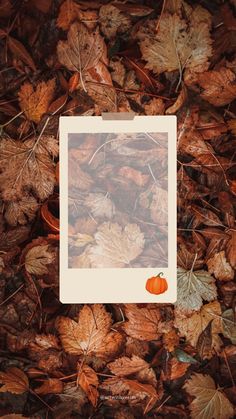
[{"x1": 145, "y1": 272, "x2": 168, "y2": 295}]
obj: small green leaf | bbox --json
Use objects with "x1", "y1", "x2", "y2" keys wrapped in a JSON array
[{"x1": 173, "y1": 348, "x2": 198, "y2": 364}]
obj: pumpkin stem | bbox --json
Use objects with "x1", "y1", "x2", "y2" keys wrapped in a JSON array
[{"x1": 156, "y1": 272, "x2": 164, "y2": 277}]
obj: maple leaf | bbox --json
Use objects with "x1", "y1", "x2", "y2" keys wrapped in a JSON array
[
  {"x1": 78, "y1": 364, "x2": 99, "y2": 407},
  {"x1": 176, "y1": 268, "x2": 217, "y2": 313},
  {"x1": 184, "y1": 373, "x2": 234, "y2": 419},
  {"x1": 207, "y1": 251, "x2": 234, "y2": 281},
  {"x1": 108, "y1": 355, "x2": 157, "y2": 387},
  {"x1": 4, "y1": 195, "x2": 39, "y2": 226},
  {"x1": 0, "y1": 367, "x2": 29, "y2": 394},
  {"x1": 87, "y1": 222, "x2": 145, "y2": 268},
  {"x1": 18, "y1": 79, "x2": 55, "y2": 123},
  {"x1": 198, "y1": 67, "x2": 236, "y2": 106},
  {"x1": 175, "y1": 301, "x2": 223, "y2": 355},
  {"x1": 57, "y1": 304, "x2": 123, "y2": 359},
  {"x1": 123, "y1": 304, "x2": 162, "y2": 341},
  {"x1": 99, "y1": 5, "x2": 131, "y2": 38},
  {"x1": 139, "y1": 12, "x2": 212, "y2": 76},
  {"x1": 0, "y1": 136, "x2": 58, "y2": 201},
  {"x1": 57, "y1": 22, "x2": 106, "y2": 90},
  {"x1": 24, "y1": 243, "x2": 56, "y2": 275}
]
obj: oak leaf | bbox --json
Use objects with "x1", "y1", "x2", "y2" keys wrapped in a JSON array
[
  {"x1": 176, "y1": 268, "x2": 217, "y2": 313},
  {"x1": 0, "y1": 136, "x2": 58, "y2": 201},
  {"x1": 124, "y1": 304, "x2": 162, "y2": 341},
  {"x1": 198, "y1": 67, "x2": 236, "y2": 106},
  {"x1": 78, "y1": 364, "x2": 99, "y2": 407},
  {"x1": 175, "y1": 301, "x2": 223, "y2": 354},
  {"x1": 18, "y1": 79, "x2": 55, "y2": 123},
  {"x1": 57, "y1": 22, "x2": 106, "y2": 86},
  {"x1": 207, "y1": 251, "x2": 234, "y2": 281},
  {"x1": 0, "y1": 367, "x2": 29, "y2": 394},
  {"x1": 184, "y1": 373, "x2": 234, "y2": 419},
  {"x1": 24, "y1": 244, "x2": 56, "y2": 275},
  {"x1": 99, "y1": 5, "x2": 131, "y2": 38},
  {"x1": 57, "y1": 304, "x2": 123, "y2": 359},
  {"x1": 88, "y1": 222, "x2": 145, "y2": 268},
  {"x1": 139, "y1": 12, "x2": 212, "y2": 76},
  {"x1": 108, "y1": 355, "x2": 157, "y2": 386}
]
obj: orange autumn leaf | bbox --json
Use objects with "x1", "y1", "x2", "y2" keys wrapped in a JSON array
[
  {"x1": 35, "y1": 378, "x2": 63, "y2": 395},
  {"x1": 56, "y1": 304, "x2": 123, "y2": 359},
  {"x1": 18, "y1": 79, "x2": 55, "y2": 123},
  {"x1": 0, "y1": 367, "x2": 29, "y2": 394},
  {"x1": 78, "y1": 364, "x2": 99, "y2": 406},
  {"x1": 123, "y1": 304, "x2": 162, "y2": 341},
  {"x1": 198, "y1": 67, "x2": 236, "y2": 106}
]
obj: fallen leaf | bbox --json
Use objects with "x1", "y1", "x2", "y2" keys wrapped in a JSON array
[
  {"x1": 108, "y1": 355, "x2": 157, "y2": 386},
  {"x1": 4, "y1": 195, "x2": 39, "y2": 226},
  {"x1": 0, "y1": 136, "x2": 58, "y2": 201},
  {"x1": 78, "y1": 364, "x2": 99, "y2": 406},
  {"x1": 18, "y1": 79, "x2": 55, "y2": 123},
  {"x1": 207, "y1": 251, "x2": 234, "y2": 281},
  {"x1": 140, "y1": 185, "x2": 168, "y2": 225},
  {"x1": 57, "y1": 304, "x2": 123, "y2": 359},
  {"x1": 163, "y1": 330, "x2": 180, "y2": 352},
  {"x1": 124, "y1": 304, "x2": 162, "y2": 341},
  {"x1": 196, "y1": 320, "x2": 214, "y2": 360},
  {"x1": 139, "y1": 11, "x2": 212, "y2": 76},
  {"x1": 166, "y1": 86, "x2": 187, "y2": 114},
  {"x1": 87, "y1": 222, "x2": 144, "y2": 268},
  {"x1": 118, "y1": 166, "x2": 150, "y2": 187},
  {"x1": 99, "y1": 5, "x2": 131, "y2": 38},
  {"x1": 226, "y1": 230, "x2": 236, "y2": 269},
  {"x1": 222, "y1": 309, "x2": 236, "y2": 345},
  {"x1": 144, "y1": 98, "x2": 165, "y2": 115},
  {"x1": 57, "y1": 0, "x2": 81, "y2": 30},
  {"x1": 175, "y1": 301, "x2": 223, "y2": 354},
  {"x1": 176, "y1": 268, "x2": 217, "y2": 313},
  {"x1": 163, "y1": 357, "x2": 190, "y2": 381},
  {"x1": 198, "y1": 67, "x2": 236, "y2": 106},
  {"x1": 0, "y1": 367, "x2": 29, "y2": 394},
  {"x1": 35, "y1": 378, "x2": 63, "y2": 395},
  {"x1": 8, "y1": 36, "x2": 36, "y2": 71},
  {"x1": 184, "y1": 373, "x2": 234, "y2": 419},
  {"x1": 85, "y1": 193, "x2": 115, "y2": 219},
  {"x1": 25, "y1": 243, "x2": 56, "y2": 275}
]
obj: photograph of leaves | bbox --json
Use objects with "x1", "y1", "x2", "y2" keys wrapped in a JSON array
[{"x1": 0, "y1": 0, "x2": 236, "y2": 418}]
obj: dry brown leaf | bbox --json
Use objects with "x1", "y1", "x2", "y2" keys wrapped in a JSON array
[
  {"x1": 175, "y1": 301, "x2": 223, "y2": 355},
  {"x1": 57, "y1": 0, "x2": 81, "y2": 30},
  {"x1": 144, "y1": 98, "x2": 165, "y2": 115},
  {"x1": 184, "y1": 373, "x2": 234, "y2": 419},
  {"x1": 207, "y1": 251, "x2": 234, "y2": 281},
  {"x1": 139, "y1": 12, "x2": 212, "y2": 76},
  {"x1": 166, "y1": 86, "x2": 187, "y2": 114},
  {"x1": 78, "y1": 364, "x2": 99, "y2": 406},
  {"x1": 35, "y1": 378, "x2": 63, "y2": 395},
  {"x1": 163, "y1": 357, "x2": 190, "y2": 381},
  {"x1": 124, "y1": 304, "x2": 162, "y2": 341},
  {"x1": 87, "y1": 222, "x2": 144, "y2": 268},
  {"x1": 0, "y1": 415, "x2": 29, "y2": 419},
  {"x1": 226, "y1": 230, "x2": 236, "y2": 269},
  {"x1": 25, "y1": 244, "x2": 56, "y2": 275},
  {"x1": 4, "y1": 194, "x2": 39, "y2": 226},
  {"x1": 140, "y1": 185, "x2": 168, "y2": 225},
  {"x1": 0, "y1": 0, "x2": 12, "y2": 17},
  {"x1": 198, "y1": 67, "x2": 236, "y2": 106},
  {"x1": 85, "y1": 193, "x2": 115, "y2": 219},
  {"x1": 57, "y1": 304, "x2": 123, "y2": 359},
  {"x1": 0, "y1": 367, "x2": 29, "y2": 394},
  {"x1": 18, "y1": 79, "x2": 55, "y2": 123},
  {"x1": 125, "y1": 337, "x2": 149, "y2": 358},
  {"x1": 57, "y1": 22, "x2": 106, "y2": 90},
  {"x1": 99, "y1": 5, "x2": 131, "y2": 38},
  {"x1": 0, "y1": 136, "x2": 58, "y2": 201},
  {"x1": 163, "y1": 329, "x2": 180, "y2": 352},
  {"x1": 108, "y1": 355, "x2": 157, "y2": 386},
  {"x1": 110, "y1": 58, "x2": 126, "y2": 87},
  {"x1": 176, "y1": 268, "x2": 217, "y2": 313},
  {"x1": 118, "y1": 166, "x2": 150, "y2": 187},
  {"x1": 8, "y1": 36, "x2": 36, "y2": 71}
]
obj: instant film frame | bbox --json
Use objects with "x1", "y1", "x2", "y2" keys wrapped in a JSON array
[{"x1": 60, "y1": 115, "x2": 177, "y2": 303}]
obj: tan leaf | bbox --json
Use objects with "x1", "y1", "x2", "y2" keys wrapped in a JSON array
[
  {"x1": 78, "y1": 364, "x2": 99, "y2": 407},
  {"x1": 0, "y1": 367, "x2": 29, "y2": 394},
  {"x1": 0, "y1": 136, "x2": 58, "y2": 201},
  {"x1": 25, "y1": 244, "x2": 56, "y2": 275},
  {"x1": 99, "y1": 5, "x2": 131, "y2": 38},
  {"x1": 198, "y1": 67, "x2": 236, "y2": 106},
  {"x1": 18, "y1": 79, "x2": 55, "y2": 123},
  {"x1": 108, "y1": 355, "x2": 157, "y2": 386},
  {"x1": 4, "y1": 195, "x2": 39, "y2": 226},
  {"x1": 184, "y1": 373, "x2": 234, "y2": 419},
  {"x1": 118, "y1": 166, "x2": 150, "y2": 187},
  {"x1": 84, "y1": 193, "x2": 115, "y2": 219},
  {"x1": 176, "y1": 268, "x2": 217, "y2": 313},
  {"x1": 139, "y1": 12, "x2": 212, "y2": 75},
  {"x1": 87, "y1": 222, "x2": 144, "y2": 268},
  {"x1": 35, "y1": 378, "x2": 63, "y2": 395},
  {"x1": 124, "y1": 304, "x2": 162, "y2": 341},
  {"x1": 57, "y1": 22, "x2": 106, "y2": 81},
  {"x1": 57, "y1": 304, "x2": 123, "y2": 359},
  {"x1": 140, "y1": 185, "x2": 168, "y2": 225},
  {"x1": 175, "y1": 301, "x2": 223, "y2": 354},
  {"x1": 207, "y1": 251, "x2": 234, "y2": 281},
  {"x1": 110, "y1": 58, "x2": 126, "y2": 87}
]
